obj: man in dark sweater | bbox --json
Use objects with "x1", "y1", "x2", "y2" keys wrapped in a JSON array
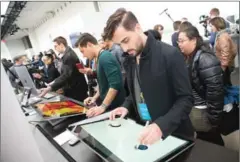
[
  {"x1": 39, "y1": 36, "x2": 88, "y2": 101},
  {"x1": 104, "y1": 8, "x2": 194, "y2": 145},
  {"x1": 75, "y1": 33, "x2": 125, "y2": 117},
  {"x1": 171, "y1": 21, "x2": 181, "y2": 48}
]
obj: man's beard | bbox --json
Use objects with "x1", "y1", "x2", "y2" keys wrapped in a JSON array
[{"x1": 134, "y1": 43, "x2": 144, "y2": 57}]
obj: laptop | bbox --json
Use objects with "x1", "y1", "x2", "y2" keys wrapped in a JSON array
[{"x1": 14, "y1": 65, "x2": 56, "y2": 99}]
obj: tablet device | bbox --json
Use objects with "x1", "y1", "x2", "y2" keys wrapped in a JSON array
[
  {"x1": 32, "y1": 100, "x2": 88, "y2": 120},
  {"x1": 67, "y1": 119, "x2": 195, "y2": 162}
]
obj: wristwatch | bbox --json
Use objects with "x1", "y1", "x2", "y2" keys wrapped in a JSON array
[{"x1": 100, "y1": 103, "x2": 108, "y2": 110}]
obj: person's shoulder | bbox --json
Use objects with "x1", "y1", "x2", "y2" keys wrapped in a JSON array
[
  {"x1": 100, "y1": 50, "x2": 113, "y2": 59},
  {"x1": 111, "y1": 44, "x2": 122, "y2": 50},
  {"x1": 158, "y1": 41, "x2": 180, "y2": 57},
  {"x1": 199, "y1": 50, "x2": 220, "y2": 69}
]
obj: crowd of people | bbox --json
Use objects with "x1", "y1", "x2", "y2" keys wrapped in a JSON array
[{"x1": 2, "y1": 7, "x2": 239, "y2": 149}]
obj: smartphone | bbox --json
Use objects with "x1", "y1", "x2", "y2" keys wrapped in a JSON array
[{"x1": 76, "y1": 63, "x2": 84, "y2": 69}]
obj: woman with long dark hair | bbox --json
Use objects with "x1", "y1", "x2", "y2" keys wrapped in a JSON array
[{"x1": 178, "y1": 25, "x2": 225, "y2": 146}]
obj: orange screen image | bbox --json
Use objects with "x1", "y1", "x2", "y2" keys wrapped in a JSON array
[{"x1": 34, "y1": 101, "x2": 86, "y2": 117}]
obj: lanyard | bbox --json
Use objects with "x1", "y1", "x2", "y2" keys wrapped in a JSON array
[{"x1": 135, "y1": 64, "x2": 145, "y2": 103}]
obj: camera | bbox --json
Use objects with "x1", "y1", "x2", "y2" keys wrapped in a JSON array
[
  {"x1": 199, "y1": 15, "x2": 209, "y2": 24},
  {"x1": 199, "y1": 15, "x2": 210, "y2": 38}
]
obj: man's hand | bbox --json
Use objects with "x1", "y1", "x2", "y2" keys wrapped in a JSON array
[
  {"x1": 33, "y1": 73, "x2": 42, "y2": 79},
  {"x1": 109, "y1": 107, "x2": 128, "y2": 120},
  {"x1": 86, "y1": 106, "x2": 105, "y2": 118},
  {"x1": 84, "y1": 97, "x2": 96, "y2": 106},
  {"x1": 39, "y1": 86, "x2": 52, "y2": 97},
  {"x1": 56, "y1": 88, "x2": 64, "y2": 94},
  {"x1": 79, "y1": 68, "x2": 92, "y2": 75},
  {"x1": 138, "y1": 123, "x2": 163, "y2": 145}
]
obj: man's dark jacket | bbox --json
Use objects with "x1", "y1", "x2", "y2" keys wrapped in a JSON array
[
  {"x1": 51, "y1": 47, "x2": 88, "y2": 101},
  {"x1": 122, "y1": 32, "x2": 194, "y2": 139}
]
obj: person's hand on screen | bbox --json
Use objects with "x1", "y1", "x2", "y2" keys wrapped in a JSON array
[
  {"x1": 84, "y1": 97, "x2": 96, "y2": 106},
  {"x1": 86, "y1": 106, "x2": 105, "y2": 118},
  {"x1": 138, "y1": 123, "x2": 163, "y2": 145},
  {"x1": 56, "y1": 88, "x2": 64, "y2": 94},
  {"x1": 39, "y1": 86, "x2": 52, "y2": 97},
  {"x1": 109, "y1": 107, "x2": 128, "y2": 120}
]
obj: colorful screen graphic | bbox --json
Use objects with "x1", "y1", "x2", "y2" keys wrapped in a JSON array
[{"x1": 34, "y1": 101, "x2": 86, "y2": 118}]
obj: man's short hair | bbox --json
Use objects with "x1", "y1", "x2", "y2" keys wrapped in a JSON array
[
  {"x1": 74, "y1": 33, "x2": 98, "y2": 48},
  {"x1": 210, "y1": 8, "x2": 220, "y2": 16},
  {"x1": 179, "y1": 21, "x2": 193, "y2": 32},
  {"x1": 154, "y1": 24, "x2": 164, "y2": 31},
  {"x1": 173, "y1": 21, "x2": 181, "y2": 31},
  {"x1": 53, "y1": 36, "x2": 68, "y2": 47},
  {"x1": 13, "y1": 55, "x2": 24, "y2": 63},
  {"x1": 103, "y1": 8, "x2": 139, "y2": 40}
]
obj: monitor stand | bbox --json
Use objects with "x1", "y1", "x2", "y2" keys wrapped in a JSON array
[
  {"x1": 47, "y1": 118, "x2": 67, "y2": 127},
  {"x1": 20, "y1": 86, "x2": 42, "y2": 107}
]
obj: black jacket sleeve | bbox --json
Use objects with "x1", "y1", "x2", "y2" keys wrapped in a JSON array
[
  {"x1": 198, "y1": 53, "x2": 224, "y2": 128},
  {"x1": 155, "y1": 49, "x2": 194, "y2": 138},
  {"x1": 122, "y1": 95, "x2": 134, "y2": 110},
  {"x1": 51, "y1": 57, "x2": 73, "y2": 91}
]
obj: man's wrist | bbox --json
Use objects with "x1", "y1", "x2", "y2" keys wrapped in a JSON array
[
  {"x1": 48, "y1": 86, "x2": 52, "y2": 91},
  {"x1": 100, "y1": 103, "x2": 108, "y2": 110},
  {"x1": 92, "y1": 96, "x2": 98, "y2": 101}
]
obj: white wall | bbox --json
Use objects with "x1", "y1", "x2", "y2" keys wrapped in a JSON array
[
  {"x1": 28, "y1": 2, "x2": 239, "y2": 52},
  {"x1": 1, "y1": 41, "x2": 12, "y2": 60},
  {"x1": 1, "y1": 64, "x2": 44, "y2": 162},
  {"x1": 99, "y1": 2, "x2": 239, "y2": 44},
  {"x1": 28, "y1": 2, "x2": 100, "y2": 62},
  {"x1": 5, "y1": 39, "x2": 26, "y2": 58}
]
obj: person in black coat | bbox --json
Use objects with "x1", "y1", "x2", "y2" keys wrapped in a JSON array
[
  {"x1": 32, "y1": 54, "x2": 60, "y2": 84},
  {"x1": 104, "y1": 8, "x2": 194, "y2": 145},
  {"x1": 39, "y1": 36, "x2": 88, "y2": 102},
  {"x1": 144, "y1": 29, "x2": 161, "y2": 41},
  {"x1": 178, "y1": 25, "x2": 224, "y2": 145}
]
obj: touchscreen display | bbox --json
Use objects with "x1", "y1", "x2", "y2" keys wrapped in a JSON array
[
  {"x1": 34, "y1": 100, "x2": 87, "y2": 118},
  {"x1": 73, "y1": 119, "x2": 193, "y2": 162}
]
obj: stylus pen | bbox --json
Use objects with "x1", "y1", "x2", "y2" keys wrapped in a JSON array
[{"x1": 136, "y1": 120, "x2": 150, "y2": 149}]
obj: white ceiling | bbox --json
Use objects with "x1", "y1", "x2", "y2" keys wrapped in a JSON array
[
  {"x1": 1, "y1": 2, "x2": 10, "y2": 15},
  {"x1": 16, "y1": 2, "x2": 62, "y2": 29},
  {"x1": 5, "y1": 2, "x2": 63, "y2": 41}
]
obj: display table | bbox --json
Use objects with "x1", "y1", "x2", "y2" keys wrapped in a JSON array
[
  {"x1": 72, "y1": 118, "x2": 194, "y2": 162},
  {"x1": 20, "y1": 94, "x2": 238, "y2": 162}
]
